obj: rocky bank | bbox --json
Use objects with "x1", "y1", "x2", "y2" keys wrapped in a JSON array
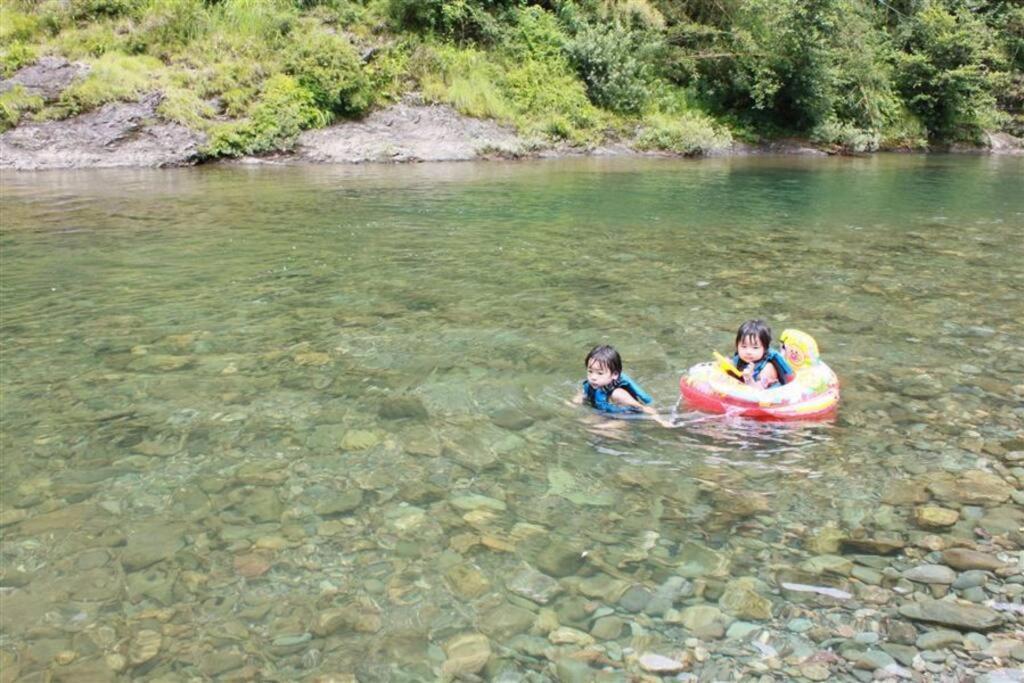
[{"x1": 2, "y1": 57, "x2": 1021, "y2": 171}]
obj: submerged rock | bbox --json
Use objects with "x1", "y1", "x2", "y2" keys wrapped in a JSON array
[{"x1": 898, "y1": 600, "x2": 1002, "y2": 631}]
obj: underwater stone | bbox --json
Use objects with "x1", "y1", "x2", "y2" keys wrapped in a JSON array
[
  {"x1": 902, "y1": 565, "x2": 957, "y2": 585},
  {"x1": 506, "y1": 566, "x2": 562, "y2": 605},
  {"x1": 942, "y1": 549, "x2": 1007, "y2": 571},
  {"x1": 534, "y1": 542, "x2": 583, "y2": 578},
  {"x1": 441, "y1": 633, "x2": 491, "y2": 678},
  {"x1": 378, "y1": 396, "x2": 429, "y2": 421},
  {"x1": 899, "y1": 601, "x2": 1002, "y2": 631},
  {"x1": 914, "y1": 506, "x2": 960, "y2": 529}
]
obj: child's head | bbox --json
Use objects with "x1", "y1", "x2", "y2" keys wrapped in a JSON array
[
  {"x1": 735, "y1": 319, "x2": 771, "y2": 364},
  {"x1": 585, "y1": 345, "x2": 622, "y2": 388},
  {"x1": 779, "y1": 329, "x2": 819, "y2": 368}
]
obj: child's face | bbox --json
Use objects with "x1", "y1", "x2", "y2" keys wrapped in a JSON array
[
  {"x1": 586, "y1": 360, "x2": 618, "y2": 389},
  {"x1": 737, "y1": 335, "x2": 766, "y2": 364}
]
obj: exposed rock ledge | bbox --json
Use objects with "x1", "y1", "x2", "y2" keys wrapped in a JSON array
[{"x1": 1, "y1": 57, "x2": 1020, "y2": 170}]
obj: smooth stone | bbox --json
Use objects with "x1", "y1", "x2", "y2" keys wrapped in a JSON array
[
  {"x1": 479, "y1": 604, "x2": 535, "y2": 640},
  {"x1": 441, "y1": 633, "x2": 491, "y2": 677},
  {"x1": 506, "y1": 566, "x2": 562, "y2": 605},
  {"x1": 902, "y1": 564, "x2": 956, "y2": 585},
  {"x1": 121, "y1": 524, "x2": 185, "y2": 571},
  {"x1": 489, "y1": 408, "x2": 534, "y2": 431},
  {"x1": 800, "y1": 555, "x2": 854, "y2": 576},
  {"x1": 725, "y1": 621, "x2": 760, "y2": 639},
  {"x1": 787, "y1": 618, "x2": 814, "y2": 633},
  {"x1": 849, "y1": 649, "x2": 895, "y2": 670},
  {"x1": 619, "y1": 585, "x2": 652, "y2": 613},
  {"x1": 799, "y1": 662, "x2": 831, "y2": 681},
  {"x1": 534, "y1": 542, "x2": 583, "y2": 578},
  {"x1": 450, "y1": 494, "x2": 507, "y2": 512},
  {"x1": 851, "y1": 566, "x2": 883, "y2": 586},
  {"x1": 578, "y1": 574, "x2": 628, "y2": 602},
  {"x1": 962, "y1": 586, "x2": 988, "y2": 603},
  {"x1": 975, "y1": 671, "x2": 1024, "y2": 683},
  {"x1": 378, "y1": 396, "x2": 429, "y2": 420},
  {"x1": 898, "y1": 600, "x2": 1002, "y2": 631},
  {"x1": 341, "y1": 429, "x2": 381, "y2": 451},
  {"x1": 548, "y1": 627, "x2": 594, "y2": 646},
  {"x1": 718, "y1": 578, "x2": 772, "y2": 620},
  {"x1": 953, "y1": 570, "x2": 989, "y2": 590},
  {"x1": 679, "y1": 605, "x2": 731, "y2": 639},
  {"x1": 916, "y1": 630, "x2": 962, "y2": 650},
  {"x1": 676, "y1": 542, "x2": 729, "y2": 578},
  {"x1": 854, "y1": 632, "x2": 880, "y2": 645},
  {"x1": 591, "y1": 616, "x2": 625, "y2": 641},
  {"x1": 964, "y1": 632, "x2": 990, "y2": 651},
  {"x1": 880, "y1": 643, "x2": 918, "y2": 667},
  {"x1": 942, "y1": 548, "x2": 1007, "y2": 571},
  {"x1": 199, "y1": 651, "x2": 245, "y2": 676},
  {"x1": 638, "y1": 652, "x2": 687, "y2": 674},
  {"x1": 314, "y1": 489, "x2": 363, "y2": 516},
  {"x1": 554, "y1": 658, "x2": 596, "y2": 683},
  {"x1": 842, "y1": 530, "x2": 905, "y2": 555},
  {"x1": 954, "y1": 470, "x2": 1013, "y2": 505},
  {"x1": 914, "y1": 506, "x2": 960, "y2": 528}
]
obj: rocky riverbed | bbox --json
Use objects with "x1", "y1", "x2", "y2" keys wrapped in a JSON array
[{"x1": 1, "y1": 57, "x2": 1021, "y2": 171}]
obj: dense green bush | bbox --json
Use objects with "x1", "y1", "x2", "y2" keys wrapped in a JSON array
[
  {"x1": 388, "y1": 0, "x2": 506, "y2": 43},
  {"x1": 895, "y1": 1, "x2": 1002, "y2": 140},
  {"x1": 0, "y1": 84, "x2": 44, "y2": 130},
  {"x1": 284, "y1": 27, "x2": 371, "y2": 117},
  {"x1": 565, "y1": 22, "x2": 657, "y2": 114},
  {"x1": 205, "y1": 73, "x2": 327, "y2": 156}
]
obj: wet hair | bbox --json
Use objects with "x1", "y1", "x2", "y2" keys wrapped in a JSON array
[
  {"x1": 735, "y1": 319, "x2": 772, "y2": 355},
  {"x1": 585, "y1": 344, "x2": 622, "y2": 376}
]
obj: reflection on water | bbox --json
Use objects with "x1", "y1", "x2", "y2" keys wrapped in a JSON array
[{"x1": 1, "y1": 155, "x2": 1023, "y2": 681}]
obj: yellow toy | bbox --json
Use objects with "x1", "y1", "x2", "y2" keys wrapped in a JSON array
[
  {"x1": 713, "y1": 350, "x2": 743, "y2": 379},
  {"x1": 779, "y1": 329, "x2": 820, "y2": 371}
]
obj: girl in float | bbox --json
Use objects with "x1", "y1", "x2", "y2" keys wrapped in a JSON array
[
  {"x1": 732, "y1": 319, "x2": 795, "y2": 389},
  {"x1": 680, "y1": 324, "x2": 839, "y2": 420}
]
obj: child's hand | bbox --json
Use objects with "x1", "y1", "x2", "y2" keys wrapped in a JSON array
[{"x1": 742, "y1": 365, "x2": 757, "y2": 386}]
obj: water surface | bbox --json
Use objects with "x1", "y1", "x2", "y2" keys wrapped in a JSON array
[{"x1": 2, "y1": 155, "x2": 1022, "y2": 680}]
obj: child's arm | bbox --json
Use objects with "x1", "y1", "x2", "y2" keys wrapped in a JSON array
[
  {"x1": 756, "y1": 362, "x2": 779, "y2": 388},
  {"x1": 610, "y1": 388, "x2": 673, "y2": 426}
]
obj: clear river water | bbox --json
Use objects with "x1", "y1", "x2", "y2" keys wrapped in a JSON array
[{"x1": 1, "y1": 155, "x2": 1023, "y2": 682}]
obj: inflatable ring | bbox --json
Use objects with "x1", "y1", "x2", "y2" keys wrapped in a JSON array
[{"x1": 680, "y1": 361, "x2": 839, "y2": 421}]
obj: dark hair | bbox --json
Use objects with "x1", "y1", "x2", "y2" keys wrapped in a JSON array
[
  {"x1": 735, "y1": 319, "x2": 772, "y2": 353},
  {"x1": 585, "y1": 345, "x2": 622, "y2": 375}
]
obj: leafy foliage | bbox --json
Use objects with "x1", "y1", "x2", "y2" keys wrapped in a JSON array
[{"x1": 284, "y1": 25, "x2": 371, "y2": 117}]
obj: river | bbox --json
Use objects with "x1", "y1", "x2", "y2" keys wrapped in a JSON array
[{"x1": 1, "y1": 155, "x2": 1022, "y2": 681}]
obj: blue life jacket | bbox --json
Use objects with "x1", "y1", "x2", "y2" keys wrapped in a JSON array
[
  {"x1": 732, "y1": 348, "x2": 795, "y2": 387},
  {"x1": 582, "y1": 373, "x2": 653, "y2": 414}
]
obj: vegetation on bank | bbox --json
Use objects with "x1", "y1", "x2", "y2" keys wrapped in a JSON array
[{"x1": 0, "y1": 0, "x2": 1020, "y2": 157}]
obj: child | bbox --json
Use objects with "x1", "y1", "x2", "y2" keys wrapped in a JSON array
[
  {"x1": 732, "y1": 320, "x2": 795, "y2": 389},
  {"x1": 574, "y1": 345, "x2": 668, "y2": 423}
]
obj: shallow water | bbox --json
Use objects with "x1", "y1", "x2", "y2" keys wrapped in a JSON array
[{"x1": 1, "y1": 155, "x2": 1023, "y2": 680}]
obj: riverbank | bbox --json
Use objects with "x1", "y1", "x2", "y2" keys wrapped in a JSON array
[{"x1": 2, "y1": 58, "x2": 1021, "y2": 171}]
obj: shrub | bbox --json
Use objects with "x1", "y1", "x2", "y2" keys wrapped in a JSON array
[
  {"x1": 0, "y1": 84, "x2": 44, "y2": 130},
  {"x1": 204, "y1": 73, "x2": 327, "y2": 156},
  {"x1": 131, "y1": 0, "x2": 209, "y2": 53},
  {"x1": 895, "y1": 1, "x2": 1002, "y2": 140},
  {"x1": 69, "y1": 0, "x2": 145, "y2": 20},
  {"x1": 566, "y1": 21, "x2": 657, "y2": 114},
  {"x1": 636, "y1": 110, "x2": 731, "y2": 155},
  {"x1": 387, "y1": 0, "x2": 504, "y2": 43},
  {"x1": 0, "y1": 41, "x2": 39, "y2": 77},
  {"x1": 0, "y1": 7, "x2": 42, "y2": 43},
  {"x1": 284, "y1": 26, "x2": 371, "y2": 117},
  {"x1": 419, "y1": 45, "x2": 513, "y2": 120},
  {"x1": 58, "y1": 51, "x2": 164, "y2": 113}
]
